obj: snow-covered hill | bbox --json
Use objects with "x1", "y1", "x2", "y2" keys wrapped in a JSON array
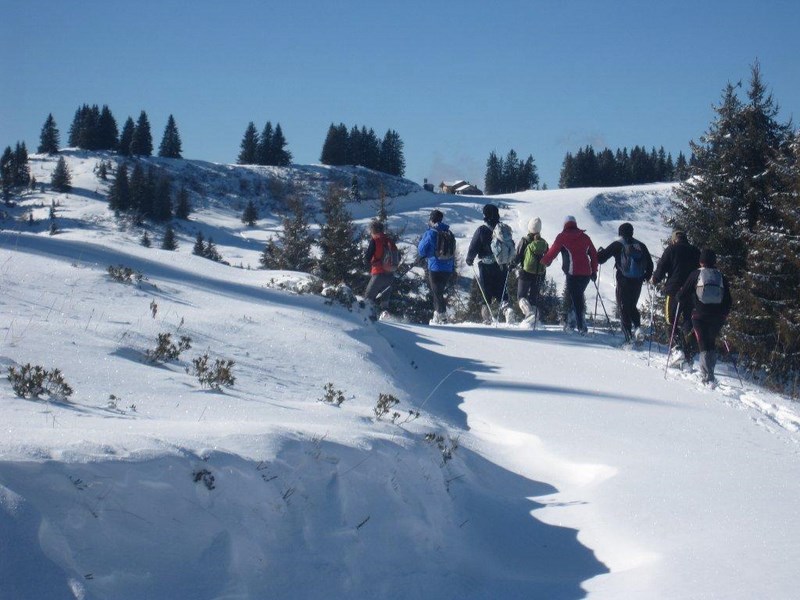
[{"x1": 1, "y1": 153, "x2": 799, "y2": 600}]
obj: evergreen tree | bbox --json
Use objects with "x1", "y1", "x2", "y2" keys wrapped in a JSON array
[
  {"x1": 256, "y1": 121, "x2": 274, "y2": 165},
  {"x1": 350, "y1": 175, "x2": 361, "y2": 202},
  {"x1": 320, "y1": 123, "x2": 349, "y2": 166},
  {"x1": 153, "y1": 174, "x2": 173, "y2": 221},
  {"x1": 559, "y1": 152, "x2": 576, "y2": 188},
  {"x1": 362, "y1": 127, "x2": 381, "y2": 171},
  {"x1": 484, "y1": 151, "x2": 503, "y2": 195},
  {"x1": 118, "y1": 117, "x2": 135, "y2": 156},
  {"x1": 161, "y1": 225, "x2": 178, "y2": 250},
  {"x1": 0, "y1": 146, "x2": 14, "y2": 195},
  {"x1": 130, "y1": 111, "x2": 153, "y2": 156},
  {"x1": 108, "y1": 163, "x2": 130, "y2": 212},
  {"x1": 193, "y1": 231, "x2": 206, "y2": 256},
  {"x1": 260, "y1": 195, "x2": 314, "y2": 272},
  {"x1": 38, "y1": 113, "x2": 60, "y2": 154},
  {"x1": 242, "y1": 199, "x2": 258, "y2": 226},
  {"x1": 128, "y1": 162, "x2": 148, "y2": 216},
  {"x1": 175, "y1": 185, "x2": 191, "y2": 219},
  {"x1": 12, "y1": 142, "x2": 30, "y2": 187},
  {"x1": 373, "y1": 184, "x2": 392, "y2": 223},
  {"x1": 238, "y1": 122, "x2": 259, "y2": 164},
  {"x1": 204, "y1": 237, "x2": 222, "y2": 262},
  {"x1": 379, "y1": 129, "x2": 405, "y2": 176},
  {"x1": 158, "y1": 114, "x2": 182, "y2": 159},
  {"x1": 316, "y1": 186, "x2": 362, "y2": 286},
  {"x1": 674, "y1": 151, "x2": 689, "y2": 181},
  {"x1": 51, "y1": 156, "x2": 72, "y2": 192},
  {"x1": 271, "y1": 123, "x2": 292, "y2": 166},
  {"x1": 141, "y1": 231, "x2": 152, "y2": 247},
  {"x1": 518, "y1": 154, "x2": 539, "y2": 191},
  {"x1": 97, "y1": 105, "x2": 119, "y2": 150}
]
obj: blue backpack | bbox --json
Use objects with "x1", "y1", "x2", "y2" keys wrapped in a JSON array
[{"x1": 619, "y1": 239, "x2": 645, "y2": 278}]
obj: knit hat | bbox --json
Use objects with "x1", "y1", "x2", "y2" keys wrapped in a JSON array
[
  {"x1": 429, "y1": 209, "x2": 443, "y2": 224},
  {"x1": 672, "y1": 230, "x2": 687, "y2": 243},
  {"x1": 700, "y1": 248, "x2": 717, "y2": 267},
  {"x1": 564, "y1": 215, "x2": 576, "y2": 225},
  {"x1": 528, "y1": 217, "x2": 542, "y2": 234},
  {"x1": 618, "y1": 222, "x2": 634, "y2": 238},
  {"x1": 483, "y1": 203, "x2": 500, "y2": 223}
]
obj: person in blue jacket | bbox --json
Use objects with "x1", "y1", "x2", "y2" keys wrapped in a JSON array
[{"x1": 418, "y1": 209, "x2": 456, "y2": 324}]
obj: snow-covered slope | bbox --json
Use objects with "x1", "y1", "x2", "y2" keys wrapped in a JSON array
[{"x1": 1, "y1": 153, "x2": 798, "y2": 600}]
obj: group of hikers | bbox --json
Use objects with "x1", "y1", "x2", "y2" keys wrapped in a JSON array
[{"x1": 364, "y1": 204, "x2": 732, "y2": 385}]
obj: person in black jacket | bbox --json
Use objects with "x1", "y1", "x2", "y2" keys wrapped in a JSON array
[
  {"x1": 597, "y1": 222, "x2": 654, "y2": 343},
  {"x1": 652, "y1": 230, "x2": 701, "y2": 365},
  {"x1": 677, "y1": 248, "x2": 733, "y2": 384},
  {"x1": 466, "y1": 204, "x2": 511, "y2": 323}
]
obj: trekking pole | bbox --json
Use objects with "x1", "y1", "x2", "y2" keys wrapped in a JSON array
[
  {"x1": 647, "y1": 283, "x2": 656, "y2": 366},
  {"x1": 664, "y1": 301, "x2": 681, "y2": 379},
  {"x1": 592, "y1": 277, "x2": 613, "y2": 332},
  {"x1": 375, "y1": 261, "x2": 414, "y2": 302},
  {"x1": 471, "y1": 263, "x2": 495, "y2": 324},
  {"x1": 592, "y1": 265, "x2": 601, "y2": 333},
  {"x1": 722, "y1": 337, "x2": 744, "y2": 388}
]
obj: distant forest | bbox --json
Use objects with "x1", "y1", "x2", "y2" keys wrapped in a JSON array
[{"x1": 559, "y1": 145, "x2": 694, "y2": 188}]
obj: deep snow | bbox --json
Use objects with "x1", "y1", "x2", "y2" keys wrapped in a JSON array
[{"x1": 1, "y1": 153, "x2": 798, "y2": 600}]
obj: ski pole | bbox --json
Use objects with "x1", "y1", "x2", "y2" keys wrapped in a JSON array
[
  {"x1": 722, "y1": 337, "x2": 744, "y2": 388},
  {"x1": 375, "y1": 261, "x2": 414, "y2": 302},
  {"x1": 592, "y1": 277, "x2": 613, "y2": 332},
  {"x1": 647, "y1": 283, "x2": 656, "y2": 365},
  {"x1": 592, "y1": 264, "x2": 601, "y2": 333},
  {"x1": 664, "y1": 300, "x2": 681, "y2": 379},
  {"x1": 471, "y1": 263, "x2": 495, "y2": 324}
]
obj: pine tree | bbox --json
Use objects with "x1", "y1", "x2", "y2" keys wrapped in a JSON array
[
  {"x1": 674, "y1": 152, "x2": 689, "y2": 181},
  {"x1": 0, "y1": 146, "x2": 14, "y2": 195},
  {"x1": 12, "y1": 142, "x2": 30, "y2": 188},
  {"x1": 97, "y1": 105, "x2": 119, "y2": 150},
  {"x1": 379, "y1": 129, "x2": 405, "y2": 176},
  {"x1": 161, "y1": 225, "x2": 178, "y2": 250},
  {"x1": 484, "y1": 151, "x2": 503, "y2": 194},
  {"x1": 38, "y1": 114, "x2": 60, "y2": 154},
  {"x1": 260, "y1": 195, "x2": 314, "y2": 272},
  {"x1": 153, "y1": 174, "x2": 173, "y2": 221},
  {"x1": 128, "y1": 162, "x2": 148, "y2": 216},
  {"x1": 175, "y1": 185, "x2": 191, "y2": 219},
  {"x1": 238, "y1": 122, "x2": 259, "y2": 164},
  {"x1": 130, "y1": 111, "x2": 153, "y2": 157},
  {"x1": 320, "y1": 123, "x2": 349, "y2": 166},
  {"x1": 141, "y1": 231, "x2": 152, "y2": 247},
  {"x1": 108, "y1": 163, "x2": 130, "y2": 212},
  {"x1": 373, "y1": 184, "x2": 392, "y2": 223},
  {"x1": 350, "y1": 175, "x2": 361, "y2": 202},
  {"x1": 158, "y1": 114, "x2": 182, "y2": 159},
  {"x1": 316, "y1": 186, "x2": 361, "y2": 286},
  {"x1": 193, "y1": 231, "x2": 206, "y2": 255},
  {"x1": 204, "y1": 237, "x2": 222, "y2": 262},
  {"x1": 271, "y1": 123, "x2": 292, "y2": 166},
  {"x1": 51, "y1": 156, "x2": 72, "y2": 192},
  {"x1": 242, "y1": 199, "x2": 258, "y2": 226},
  {"x1": 256, "y1": 121, "x2": 273, "y2": 165},
  {"x1": 119, "y1": 117, "x2": 135, "y2": 156}
]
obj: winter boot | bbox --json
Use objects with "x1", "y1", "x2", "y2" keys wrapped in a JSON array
[
  {"x1": 634, "y1": 326, "x2": 646, "y2": 342},
  {"x1": 481, "y1": 305, "x2": 493, "y2": 325},
  {"x1": 518, "y1": 298, "x2": 532, "y2": 317}
]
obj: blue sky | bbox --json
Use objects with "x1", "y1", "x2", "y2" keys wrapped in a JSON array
[{"x1": 2, "y1": 0, "x2": 798, "y2": 190}]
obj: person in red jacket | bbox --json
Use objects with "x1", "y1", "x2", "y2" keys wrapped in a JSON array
[
  {"x1": 541, "y1": 215, "x2": 598, "y2": 334},
  {"x1": 364, "y1": 220, "x2": 397, "y2": 313}
]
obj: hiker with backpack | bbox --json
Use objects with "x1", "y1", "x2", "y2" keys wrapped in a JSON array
[
  {"x1": 597, "y1": 222, "x2": 654, "y2": 343},
  {"x1": 652, "y1": 230, "x2": 701, "y2": 367},
  {"x1": 465, "y1": 203, "x2": 515, "y2": 324},
  {"x1": 514, "y1": 217, "x2": 549, "y2": 325},
  {"x1": 417, "y1": 209, "x2": 456, "y2": 324},
  {"x1": 541, "y1": 215, "x2": 598, "y2": 335},
  {"x1": 677, "y1": 248, "x2": 732, "y2": 385},
  {"x1": 363, "y1": 220, "x2": 399, "y2": 314}
]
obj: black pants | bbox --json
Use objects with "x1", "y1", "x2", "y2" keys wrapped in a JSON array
[
  {"x1": 478, "y1": 262, "x2": 509, "y2": 305},
  {"x1": 616, "y1": 276, "x2": 643, "y2": 339},
  {"x1": 566, "y1": 275, "x2": 591, "y2": 330},
  {"x1": 692, "y1": 314, "x2": 725, "y2": 381},
  {"x1": 517, "y1": 273, "x2": 544, "y2": 305},
  {"x1": 428, "y1": 270, "x2": 451, "y2": 314}
]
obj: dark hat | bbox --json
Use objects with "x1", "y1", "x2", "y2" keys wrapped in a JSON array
[
  {"x1": 482, "y1": 203, "x2": 500, "y2": 222},
  {"x1": 429, "y1": 209, "x2": 444, "y2": 224},
  {"x1": 700, "y1": 248, "x2": 717, "y2": 267},
  {"x1": 618, "y1": 222, "x2": 634, "y2": 238},
  {"x1": 672, "y1": 230, "x2": 687, "y2": 243},
  {"x1": 369, "y1": 219, "x2": 384, "y2": 234}
]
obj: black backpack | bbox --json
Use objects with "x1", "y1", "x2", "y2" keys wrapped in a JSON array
[{"x1": 434, "y1": 229, "x2": 456, "y2": 260}]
